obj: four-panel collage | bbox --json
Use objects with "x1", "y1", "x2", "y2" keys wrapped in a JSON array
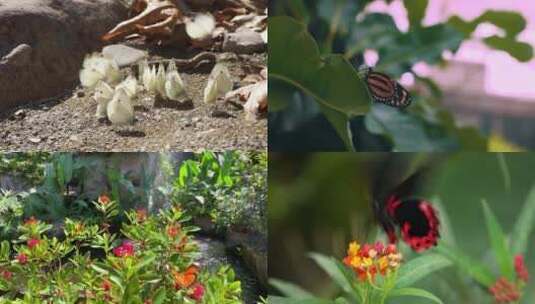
[{"x1": 1, "y1": 0, "x2": 535, "y2": 303}]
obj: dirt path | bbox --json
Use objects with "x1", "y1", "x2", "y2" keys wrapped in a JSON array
[{"x1": 0, "y1": 51, "x2": 266, "y2": 152}]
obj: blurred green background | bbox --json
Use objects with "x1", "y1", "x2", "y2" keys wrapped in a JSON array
[{"x1": 269, "y1": 153, "x2": 535, "y2": 303}]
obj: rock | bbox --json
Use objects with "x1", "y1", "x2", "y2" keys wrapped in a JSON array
[
  {"x1": 0, "y1": 0, "x2": 127, "y2": 113},
  {"x1": 226, "y1": 228, "x2": 268, "y2": 289},
  {"x1": 102, "y1": 44, "x2": 148, "y2": 68},
  {"x1": 223, "y1": 29, "x2": 266, "y2": 54},
  {"x1": 28, "y1": 137, "x2": 41, "y2": 143}
]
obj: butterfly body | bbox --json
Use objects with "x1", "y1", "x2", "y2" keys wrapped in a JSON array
[{"x1": 361, "y1": 67, "x2": 412, "y2": 108}]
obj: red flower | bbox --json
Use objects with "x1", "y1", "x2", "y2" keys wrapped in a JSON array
[
  {"x1": 190, "y1": 283, "x2": 205, "y2": 301},
  {"x1": 489, "y1": 277, "x2": 520, "y2": 303},
  {"x1": 514, "y1": 255, "x2": 529, "y2": 282},
  {"x1": 167, "y1": 224, "x2": 181, "y2": 238},
  {"x1": 16, "y1": 253, "x2": 28, "y2": 265},
  {"x1": 113, "y1": 240, "x2": 135, "y2": 257},
  {"x1": 98, "y1": 194, "x2": 111, "y2": 205},
  {"x1": 1, "y1": 270, "x2": 12, "y2": 280},
  {"x1": 102, "y1": 279, "x2": 112, "y2": 291},
  {"x1": 27, "y1": 238, "x2": 40, "y2": 249},
  {"x1": 385, "y1": 244, "x2": 397, "y2": 255}
]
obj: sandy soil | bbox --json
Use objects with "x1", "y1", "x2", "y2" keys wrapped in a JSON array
[{"x1": 0, "y1": 49, "x2": 267, "y2": 152}]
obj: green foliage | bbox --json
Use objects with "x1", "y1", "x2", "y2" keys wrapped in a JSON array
[
  {"x1": 172, "y1": 152, "x2": 267, "y2": 234},
  {"x1": 23, "y1": 153, "x2": 96, "y2": 221},
  {"x1": 0, "y1": 153, "x2": 50, "y2": 185},
  {"x1": 269, "y1": 0, "x2": 533, "y2": 151},
  {"x1": 270, "y1": 251, "x2": 447, "y2": 304},
  {"x1": 0, "y1": 191, "x2": 23, "y2": 240},
  {"x1": 434, "y1": 192, "x2": 535, "y2": 300},
  {"x1": 0, "y1": 204, "x2": 242, "y2": 303}
]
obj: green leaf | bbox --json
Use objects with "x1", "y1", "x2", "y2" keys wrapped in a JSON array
[
  {"x1": 396, "y1": 254, "x2": 452, "y2": 288},
  {"x1": 152, "y1": 287, "x2": 166, "y2": 304},
  {"x1": 477, "y1": 10, "x2": 526, "y2": 37},
  {"x1": 435, "y1": 243, "x2": 495, "y2": 286},
  {"x1": 308, "y1": 253, "x2": 354, "y2": 296},
  {"x1": 269, "y1": 278, "x2": 315, "y2": 299},
  {"x1": 376, "y1": 24, "x2": 464, "y2": 75},
  {"x1": 364, "y1": 104, "x2": 456, "y2": 151},
  {"x1": 403, "y1": 0, "x2": 428, "y2": 28},
  {"x1": 511, "y1": 185, "x2": 535, "y2": 255},
  {"x1": 346, "y1": 13, "x2": 398, "y2": 58},
  {"x1": 269, "y1": 16, "x2": 370, "y2": 150},
  {"x1": 389, "y1": 287, "x2": 443, "y2": 304},
  {"x1": 267, "y1": 296, "x2": 334, "y2": 304},
  {"x1": 318, "y1": 104, "x2": 354, "y2": 151},
  {"x1": 431, "y1": 197, "x2": 457, "y2": 246},
  {"x1": 482, "y1": 199, "x2": 514, "y2": 280},
  {"x1": 483, "y1": 36, "x2": 533, "y2": 62},
  {"x1": 448, "y1": 11, "x2": 526, "y2": 38}
]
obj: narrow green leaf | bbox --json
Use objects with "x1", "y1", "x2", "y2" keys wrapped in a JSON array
[
  {"x1": 497, "y1": 153, "x2": 511, "y2": 192},
  {"x1": 308, "y1": 253, "x2": 353, "y2": 295},
  {"x1": 396, "y1": 254, "x2": 452, "y2": 288},
  {"x1": 389, "y1": 287, "x2": 443, "y2": 304},
  {"x1": 435, "y1": 243, "x2": 495, "y2": 286},
  {"x1": 431, "y1": 196, "x2": 457, "y2": 246},
  {"x1": 152, "y1": 287, "x2": 166, "y2": 304},
  {"x1": 482, "y1": 199, "x2": 514, "y2": 280},
  {"x1": 403, "y1": 0, "x2": 428, "y2": 28},
  {"x1": 267, "y1": 296, "x2": 334, "y2": 304},
  {"x1": 269, "y1": 278, "x2": 314, "y2": 299},
  {"x1": 511, "y1": 185, "x2": 535, "y2": 255}
]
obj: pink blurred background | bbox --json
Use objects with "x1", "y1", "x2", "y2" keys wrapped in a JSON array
[{"x1": 363, "y1": 0, "x2": 535, "y2": 147}]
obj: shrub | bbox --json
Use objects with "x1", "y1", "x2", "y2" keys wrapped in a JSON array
[{"x1": 0, "y1": 196, "x2": 242, "y2": 303}]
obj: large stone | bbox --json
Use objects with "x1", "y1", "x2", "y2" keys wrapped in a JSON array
[
  {"x1": 0, "y1": 0, "x2": 127, "y2": 112},
  {"x1": 102, "y1": 44, "x2": 147, "y2": 68},
  {"x1": 223, "y1": 28, "x2": 266, "y2": 54}
]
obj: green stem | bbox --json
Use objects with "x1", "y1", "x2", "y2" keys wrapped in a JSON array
[{"x1": 324, "y1": 3, "x2": 344, "y2": 53}]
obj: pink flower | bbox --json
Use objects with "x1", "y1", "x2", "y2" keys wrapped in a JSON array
[
  {"x1": 27, "y1": 238, "x2": 40, "y2": 249},
  {"x1": 514, "y1": 255, "x2": 529, "y2": 282},
  {"x1": 1, "y1": 270, "x2": 12, "y2": 280},
  {"x1": 190, "y1": 283, "x2": 205, "y2": 301},
  {"x1": 16, "y1": 253, "x2": 28, "y2": 265},
  {"x1": 113, "y1": 240, "x2": 135, "y2": 257}
]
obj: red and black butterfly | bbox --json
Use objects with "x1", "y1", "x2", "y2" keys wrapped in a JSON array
[
  {"x1": 372, "y1": 166, "x2": 440, "y2": 252},
  {"x1": 361, "y1": 67, "x2": 412, "y2": 108}
]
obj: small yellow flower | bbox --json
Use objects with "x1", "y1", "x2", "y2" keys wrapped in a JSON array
[{"x1": 348, "y1": 242, "x2": 360, "y2": 256}]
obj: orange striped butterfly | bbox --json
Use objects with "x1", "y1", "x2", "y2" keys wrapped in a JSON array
[
  {"x1": 361, "y1": 67, "x2": 412, "y2": 108},
  {"x1": 172, "y1": 265, "x2": 199, "y2": 289}
]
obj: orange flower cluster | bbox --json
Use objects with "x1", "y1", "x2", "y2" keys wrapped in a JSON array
[{"x1": 343, "y1": 241, "x2": 402, "y2": 282}]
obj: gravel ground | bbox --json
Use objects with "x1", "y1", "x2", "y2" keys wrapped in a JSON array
[{"x1": 0, "y1": 50, "x2": 266, "y2": 152}]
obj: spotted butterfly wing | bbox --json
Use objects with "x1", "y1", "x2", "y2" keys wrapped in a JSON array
[
  {"x1": 372, "y1": 167, "x2": 440, "y2": 252},
  {"x1": 364, "y1": 68, "x2": 412, "y2": 108}
]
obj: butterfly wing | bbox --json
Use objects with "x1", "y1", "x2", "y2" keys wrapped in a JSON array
[
  {"x1": 372, "y1": 162, "x2": 440, "y2": 252},
  {"x1": 365, "y1": 71, "x2": 396, "y2": 104},
  {"x1": 364, "y1": 69, "x2": 412, "y2": 108},
  {"x1": 386, "y1": 197, "x2": 440, "y2": 252}
]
